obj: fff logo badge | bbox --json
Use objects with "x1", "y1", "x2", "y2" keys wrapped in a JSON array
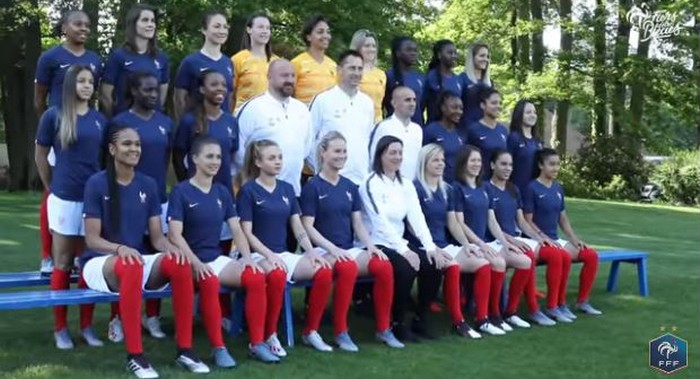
[{"x1": 649, "y1": 333, "x2": 688, "y2": 374}]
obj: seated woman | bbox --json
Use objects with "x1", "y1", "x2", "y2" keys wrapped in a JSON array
[
  {"x1": 81, "y1": 125, "x2": 206, "y2": 378},
  {"x1": 167, "y1": 136, "x2": 279, "y2": 365},
  {"x1": 300, "y1": 131, "x2": 403, "y2": 350},
  {"x1": 236, "y1": 140, "x2": 335, "y2": 356}
]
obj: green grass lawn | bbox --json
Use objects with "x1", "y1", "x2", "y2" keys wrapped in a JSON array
[{"x1": 0, "y1": 192, "x2": 698, "y2": 379}]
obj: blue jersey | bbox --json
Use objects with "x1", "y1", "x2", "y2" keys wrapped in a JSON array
[
  {"x1": 81, "y1": 171, "x2": 161, "y2": 266},
  {"x1": 411, "y1": 181, "x2": 455, "y2": 248},
  {"x1": 237, "y1": 180, "x2": 300, "y2": 253},
  {"x1": 168, "y1": 180, "x2": 237, "y2": 263},
  {"x1": 485, "y1": 181, "x2": 521, "y2": 239},
  {"x1": 300, "y1": 175, "x2": 361, "y2": 250},
  {"x1": 111, "y1": 110, "x2": 173, "y2": 203},
  {"x1": 422, "y1": 121, "x2": 465, "y2": 183},
  {"x1": 385, "y1": 68, "x2": 425, "y2": 126},
  {"x1": 35, "y1": 107, "x2": 107, "y2": 201},
  {"x1": 459, "y1": 74, "x2": 492, "y2": 128},
  {"x1": 175, "y1": 51, "x2": 234, "y2": 112},
  {"x1": 522, "y1": 180, "x2": 565, "y2": 239},
  {"x1": 35, "y1": 45, "x2": 102, "y2": 107},
  {"x1": 424, "y1": 68, "x2": 463, "y2": 123},
  {"x1": 466, "y1": 121, "x2": 508, "y2": 179},
  {"x1": 102, "y1": 47, "x2": 169, "y2": 113},
  {"x1": 174, "y1": 112, "x2": 238, "y2": 191},
  {"x1": 453, "y1": 182, "x2": 491, "y2": 240},
  {"x1": 507, "y1": 131, "x2": 542, "y2": 194}
]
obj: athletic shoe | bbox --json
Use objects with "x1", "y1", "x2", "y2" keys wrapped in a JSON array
[
  {"x1": 142, "y1": 316, "x2": 166, "y2": 339},
  {"x1": 81, "y1": 326, "x2": 104, "y2": 347},
  {"x1": 544, "y1": 307, "x2": 573, "y2": 323},
  {"x1": 411, "y1": 316, "x2": 437, "y2": 340},
  {"x1": 249, "y1": 343, "x2": 279, "y2": 363},
  {"x1": 490, "y1": 316, "x2": 513, "y2": 332},
  {"x1": 265, "y1": 333, "x2": 287, "y2": 357},
  {"x1": 558, "y1": 304, "x2": 578, "y2": 320},
  {"x1": 505, "y1": 315, "x2": 531, "y2": 329},
  {"x1": 212, "y1": 347, "x2": 237, "y2": 368},
  {"x1": 375, "y1": 329, "x2": 405, "y2": 349},
  {"x1": 335, "y1": 332, "x2": 359, "y2": 352},
  {"x1": 176, "y1": 350, "x2": 210, "y2": 374},
  {"x1": 302, "y1": 330, "x2": 333, "y2": 352},
  {"x1": 392, "y1": 323, "x2": 420, "y2": 343},
  {"x1": 454, "y1": 321, "x2": 482, "y2": 339},
  {"x1": 108, "y1": 317, "x2": 124, "y2": 343},
  {"x1": 54, "y1": 328, "x2": 74, "y2": 350},
  {"x1": 127, "y1": 355, "x2": 159, "y2": 379},
  {"x1": 40, "y1": 258, "x2": 53, "y2": 276},
  {"x1": 529, "y1": 310, "x2": 556, "y2": 326},
  {"x1": 477, "y1": 321, "x2": 506, "y2": 336},
  {"x1": 576, "y1": 301, "x2": 603, "y2": 315}
]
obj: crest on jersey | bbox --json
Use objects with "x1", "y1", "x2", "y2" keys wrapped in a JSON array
[
  {"x1": 95, "y1": 120, "x2": 102, "y2": 131},
  {"x1": 417, "y1": 78, "x2": 423, "y2": 88},
  {"x1": 227, "y1": 67, "x2": 233, "y2": 76},
  {"x1": 346, "y1": 191, "x2": 352, "y2": 202},
  {"x1": 227, "y1": 126, "x2": 233, "y2": 137},
  {"x1": 154, "y1": 60, "x2": 161, "y2": 70},
  {"x1": 501, "y1": 133, "x2": 506, "y2": 142},
  {"x1": 282, "y1": 196, "x2": 289, "y2": 206},
  {"x1": 217, "y1": 198, "x2": 222, "y2": 209},
  {"x1": 139, "y1": 191, "x2": 147, "y2": 204},
  {"x1": 557, "y1": 192, "x2": 562, "y2": 201},
  {"x1": 89, "y1": 63, "x2": 96, "y2": 72},
  {"x1": 158, "y1": 126, "x2": 166, "y2": 135}
]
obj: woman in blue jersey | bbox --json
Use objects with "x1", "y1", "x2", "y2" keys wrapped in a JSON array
[
  {"x1": 167, "y1": 136, "x2": 279, "y2": 364},
  {"x1": 411, "y1": 144, "x2": 494, "y2": 339},
  {"x1": 81, "y1": 125, "x2": 207, "y2": 378},
  {"x1": 300, "y1": 131, "x2": 403, "y2": 351},
  {"x1": 466, "y1": 87, "x2": 508, "y2": 179},
  {"x1": 237, "y1": 139, "x2": 335, "y2": 357},
  {"x1": 423, "y1": 39, "x2": 462, "y2": 123},
  {"x1": 174, "y1": 11, "x2": 234, "y2": 118},
  {"x1": 383, "y1": 36, "x2": 424, "y2": 125},
  {"x1": 523, "y1": 149, "x2": 603, "y2": 319},
  {"x1": 460, "y1": 42, "x2": 493, "y2": 126},
  {"x1": 508, "y1": 99, "x2": 543, "y2": 194},
  {"x1": 452, "y1": 145, "x2": 533, "y2": 335},
  {"x1": 422, "y1": 91, "x2": 465, "y2": 183},
  {"x1": 100, "y1": 4, "x2": 169, "y2": 117},
  {"x1": 35, "y1": 64, "x2": 106, "y2": 350}
]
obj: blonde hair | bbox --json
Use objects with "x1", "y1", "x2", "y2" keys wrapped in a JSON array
[
  {"x1": 59, "y1": 64, "x2": 93, "y2": 148},
  {"x1": 349, "y1": 29, "x2": 377, "y2": 66},
  {"x1": 416, "y1": 144, "x2": 448, "y2": 200},
  {"x1": 464, "y1": 42, "x2": 492, "y2": 87},
  {"x1": 241, "y1": 139, "x2": 279, "y2": 183},
  {"x1": 315, "y1": 131, "x2": 346, "y2": 174}
]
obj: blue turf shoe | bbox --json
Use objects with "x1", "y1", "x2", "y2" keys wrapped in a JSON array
[
  {"x1": 54, "y1": 328, "x2": 74, "y2": 350},
  {"x1": 81, "y1": 326, "x2": 104, "y2": 347},
  {"x1": 558, "y1": 304, "x2": 578, "y2": 320},
  {"x1": 376, "y1": 329, "x2": 405, "y2": 349},
  {"x1": 249, "y1": 343, "x2": 281, "y2": 363},
  {"x1": 544, "y1": 307, "x2": 573, "y2": 323},
  {"x1": 212, "y1": 347, "x2": 237, "y2": 368},
  {"x1": 529, "y1": 310, "x2": 556, "y2": 326},
  {"x1": 335, "y1": 332, "x2": 359, "y2": 352},
  {"x1": 576, "y1": 301, "x2": 603, "y2": 315}
]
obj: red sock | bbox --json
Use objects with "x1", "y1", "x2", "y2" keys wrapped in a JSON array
[
  {"x1": 505, "y1": 266, "x2": 531, "y2": 315},
  {"x1": 577, "y1": 248, "x2": 599, "y2": 303},
  {"x1": 197, "y1": 275, "x2": 224, "y2": 348},
  {"x1": 114, "y1": 258, "x2": 144, "y2": 355},
  {"x1": 538, "y1": 245, "x2": 563, "y2": 309},
  {"x1": 159, "y1": 256, "x2": 194, "y2": 349},
  {"x1": 489, "y1": 270, "x2": 506, "y2": 317},
  {"x1": 265, "y1": 269, "x2": 287, "y2": 338},
  {"x1": 332, "y1": 260, "x2": 358, "y2": 335},
  {"x1": 368, "y1": 257, "x2": 393, "y2": 332},
  {"x1": 522, "y1": 250, "x2": 540, "y2": 312},
  {"x1": 241, "y1": 268, "x2": 267, "y2": 344},
  {"x1": 77, "y1": 275, "x2": 94, "y2": 329},
  {"x1": 39, "y1": 191, "x2": 51, "y2": 260},
  {"x1": 558, "y1": 249, "x2": 572, "y2": 306},
  {"x1": 304, "y1": 267, "x2": 333, "y2": 334},
  {"x1": 145, "y1": 299, "x2": 160, "y2": 318},
  {"x1": 51, "y1": 268, "x2": 71, "y2": 331},
  {"x1": 443, "y1": 265, "x2": 464, "y2": 324},
  {"x1": 473, "y1": 265, "x2": 491, "y2": 321},
  {"x1": 110, "y1": 302, "x2": 120, "y2": 320}
]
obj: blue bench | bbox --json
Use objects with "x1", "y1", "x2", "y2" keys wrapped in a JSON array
[
  {"x1": 598, "y1": 250, "x2": 649, "y2": 297},
  {"x1": 0, "y1": 271, "x2": 78, "y2": 289}
]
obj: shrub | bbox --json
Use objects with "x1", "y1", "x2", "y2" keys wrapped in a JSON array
[{"x1": 651, "y1": 150, "x2": 700, "y2": 206}]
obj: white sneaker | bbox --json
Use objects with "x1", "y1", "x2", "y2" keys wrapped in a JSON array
[
  {"x1": 265, "y1": 333, "x2": 287, "y2": 357},
  {"x1": 54, "y1": 328, "x2": 74, "y2": 350},
  {"x1": 40, "y1": 258, "x2": 53, "y2": 276},
  {"x1": 81, "y1": 326, "x2": 105, "y2": 347},
  {"x1": 108, "y1": 317, "x2": 124, "y2": 343},
  {"x1": 302, "y1": 330, "x2": 333, "y2": 352},
  {"x1": 498, "y1": 320, "x2": 514, "y2": 332},
  {"x1": 506, "y1": 315, "x2": 531, "y2": 329},
  {"x1": 127, "y1": 355, "x2": 159, "y2": 379},
  {"x1": 478, "y1": 322, "x2": 506, "y2": 336},
  {"x1": 142, "y1": 316, "x2": 166, "y2": 339},
  {"x1": 175, "y1": 350, "x2": 210, "y2": 374}
]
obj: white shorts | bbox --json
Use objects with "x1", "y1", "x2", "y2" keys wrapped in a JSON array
[
  {"x1": 442, "y1": 244, "x2": 464, "y2": 259},
  {"x1": 208, "y1": 255, "x2": 234, "y2": 276},
  {"x1": 251, "y1": 251, "x2": 302, "y2": 282},
  {"x1": 82, "y1": 253, "x2": 165, "y2": 294},
  {"x1": 146, "y1": 203, "x2": 169, "y2": 235},
  {"x1": 557, "y1": 239, "x2": 573, "y2": 249},
  {"x1": 318, "y1": 247, "x2": 365, "y2": 260},
  {"x1": 47, "y1": 194, "x2": 84, "y2": 236},
  {"x1": 220, "y1": 222, "x2": 232, "y2": 241},
  {"x1": 514, "y1": 237, "x2": 539, "y2": 251}
]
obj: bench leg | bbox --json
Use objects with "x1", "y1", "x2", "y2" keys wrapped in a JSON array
[
  {"x1": 283, "y1": 285, "x2": 295, "y2": 347},
  {"x1": 637, "y1": 259, "x2": 649, "y2": 297},
  {"x1": 229, "y1": 291, "x2": 245, "y2": 338},
  {"x1": 606, "y1": 261, "x2": 620, "y2": 293}
]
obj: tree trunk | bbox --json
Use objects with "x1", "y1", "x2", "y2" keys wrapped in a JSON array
[
  {"x1": 629, "y1": 38, "x2": 650, "y2": 138},
  {"x1": 510, "y1": 8, "x2": 518, "y2": 74},
  {"x1": 695, "y1": 13, "x2": 700, "y2": 148},
  {"x1": 556, "y1": 0, "x2": 573, "y2": 154},
  {"x1": 82, "y1": 0, "x2": 101, "y2": 52},
  {"x1": 530, "y1": 0, "x2": 546, "y2": 138},
  {"x1": 593, "y1": 0, "x2": 607, "y2": 136},
  {"x1": 611, "y1": 0, "x2": 632, "y2": 135},
  {"x1": 517, "y1": 0, "x2": 531, "y2": 83},
  {"x1": 112, "y1": 0, "x2": 138, "y2": 50}
]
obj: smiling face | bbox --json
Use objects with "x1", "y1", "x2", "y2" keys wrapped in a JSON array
[
  {"x1": 441, "y1": 95, "x2": 463, "y2": 125},
  {"x1": 465, "y1": 150, "x2": 482, "y2": 179},
  {"x1": 63, "y1": 12, "x2": 90, "y2": 44},
  {"x1": 135, "y1": 9, "x2": 156, "y2": 40},
  {"x1": 473, "y1": 46, "x2": 490, "y2": 71},
  {"x1": 200, "y1": 72, "x2": 227, "y2": 106},
  {"x1": 481, "y1": 92, "x2": 501, "y2": 119},
  {"x1": 203, "y1": 14, "x2": 229, "y2": 46},
  {"x1": 440, "y1": 43, "x2": 458, "y2": 68},
  {"x1": 256, "y1": 145, "x2": 283, "y2": 176},
  {"x1": 339, "y1": 55, "x2": 363, "y2": 89},
  {"x1": 381, "y1": 142, "x2": 403, "y2": 174},
  {"x1": 110, "y1": 128, "x2": 141, "y2": 168},
  {"x1": 321, "y1": 138, "x2": 348, "y2": 172},
  {"x1": 522, "y1": 102, "x2": 537, "y2": 127},
  {"x1": 75, "y1": 69, "x2": 95, "y2": 101},
  {"x1": 193, "y1": 142, "x2": 222, "y2": 178},
  {"x1": 425, "y1": 150, "x2": 446, "y2": 178},
  {"x1": 359, "y1": 36, "x2": 377, "y2": 64},
  {"x1": 491, "y1": 152, "x2": 513, "y2": 181},
  {"x1": 248, "y1": 16, "x2": 271, "y2": 46},
  {"x1": 539, "y1": 154, "x2": 561, "y2": 180},
  {"x1": 132, "y1": 75, "x2": 159, "y2": 110}
]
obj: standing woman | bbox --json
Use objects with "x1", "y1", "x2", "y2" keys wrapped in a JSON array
[
  {"x1": 508, "y1": 99, "x2": 543, "y2": 194},
  {"x1": 291, "y1": 14, "x2": 337, "y2": 106},
  {"x1": 460, "y1": 42, "x2": 493, "y2": 126},
  {"x1": 174, "y1": 11, "x2": 234, "y2": 119},
  {"x1": 423, "y1": 40, "x2": 462, "y2": 123},
  {"x1": 35, "y1": 64, "x2": 106, "y2": 349},
  {"x1": 466, "y1": 87, "x2": 508, "y2": 179},
  {"x1": 167, "y1": 136, "x2": 279, "y2": 364},
  {"x1": 350, "y1": 29, "x2": 386, "y2": 123},
  {"x1": 523, "y1": 149, "x2": 603, "y2": 319},
  {"x1": 384, "y1": 36, "x2": 424, "y2": 126},
  {"x1": 300, "y1": 131, "x2": 404, "y2": 350},
  {"x1": 237, "y1": 140, "x2": 335, "y2": 356},
  {"x1": 422, "y1": 91, "x2": 465, "y2": 183},
  {"x1": 231, "y1": 13, "x2": 278, "y2": 113},
  {"x1": 100, "y1": 4, "x2": 169, "y2": 117},
  {"x1": 81, "y1": 125, "x2": 208, "y2": 377}
]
